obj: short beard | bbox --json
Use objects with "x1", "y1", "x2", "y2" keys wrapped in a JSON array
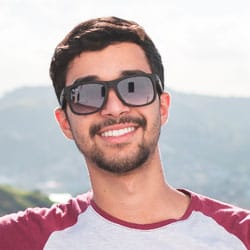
[
  {"x1": 89, "y1": 143, "x2": 150, "y2": 174},
  {"x1": 72, "y1": 114, "x2": 160, "y2": 175},
  {"x1": 88, "y1": 116, "x2": 149, "y2": 173}
]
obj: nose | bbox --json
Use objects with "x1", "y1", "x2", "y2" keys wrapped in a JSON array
[{"x1": 100, "y1": 88, "x2": 130, "y2": 117}]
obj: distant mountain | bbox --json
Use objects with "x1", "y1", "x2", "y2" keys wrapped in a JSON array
[
  {"x1": 0, "y1": 86, "x2": 249, "y2": 209},
  {"x1": 0, "y1": 185, "x2": 52, "y2": 216}
]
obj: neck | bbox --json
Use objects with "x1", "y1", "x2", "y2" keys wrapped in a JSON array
[{"x1": 87, "y1": 147, "x2": 190, "y2": 224}]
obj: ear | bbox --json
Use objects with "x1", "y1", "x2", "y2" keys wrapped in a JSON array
[
  {"x1": 159, "y1": 92, "x2": 171, "y2": 125},
  {"x1": 54, "y1": 108, "x2": 74, "y2": 140}
]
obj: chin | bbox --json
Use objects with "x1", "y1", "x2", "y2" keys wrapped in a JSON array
[{"x1": 92, "y1": 145, "x2": 150, "y2": 174}]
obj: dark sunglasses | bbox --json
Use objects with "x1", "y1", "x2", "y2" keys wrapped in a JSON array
[{"x1": 60, "y1": 73, "x2": 163, "y2": 115}]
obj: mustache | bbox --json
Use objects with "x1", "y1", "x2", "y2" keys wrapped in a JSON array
[{"x1": 89, "y1": 116, "x2": 147, "y2": 137}]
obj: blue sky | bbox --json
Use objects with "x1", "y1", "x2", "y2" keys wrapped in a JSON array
[{"x1": 1, "y1": 0, "x2": 250, "y2": 97}]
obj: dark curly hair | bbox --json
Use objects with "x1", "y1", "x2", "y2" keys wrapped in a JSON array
[{"x1": 49, "y1": 16, "x2": 164, "y2": 103}]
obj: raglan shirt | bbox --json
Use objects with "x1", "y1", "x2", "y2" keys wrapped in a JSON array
[{"x1": 0, "y1": 190, "x2": 249, "y2": 250}]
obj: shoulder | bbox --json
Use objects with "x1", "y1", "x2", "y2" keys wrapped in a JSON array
[
  {"x1": 0, "y1": 191, "x2": 92, "y2": 250},
  {"x1": 184, "y1": 189, "x2": 250, "y2": 249}
]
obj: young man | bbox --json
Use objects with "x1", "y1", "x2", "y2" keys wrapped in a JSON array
[{"x1": 0, "y1": 17, "x2": 249, "y2": 249}]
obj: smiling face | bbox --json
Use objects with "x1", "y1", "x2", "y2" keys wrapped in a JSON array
[{"x1": 55, "y1": 42, "x2": 170, "y2": 174}]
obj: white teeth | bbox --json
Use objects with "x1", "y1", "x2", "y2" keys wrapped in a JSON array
[{"x1": 101, "y1": 127, "x2": 135, "y2": 137}]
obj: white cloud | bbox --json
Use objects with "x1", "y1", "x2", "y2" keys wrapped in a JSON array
[{"x1": 0, "y1": 0, "x2": 250, "y2": 97}]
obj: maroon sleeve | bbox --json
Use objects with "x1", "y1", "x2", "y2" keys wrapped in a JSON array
[
  {"x1": 0, "y1": 193, "x2": 91, "y2": 250},
  {"x1": 192, "y1": 192, "x2": 250, "y2": 249}
]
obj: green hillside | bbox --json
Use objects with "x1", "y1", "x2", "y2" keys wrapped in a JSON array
[{"x1": 0, "y1": 185, "x2": 52, "y2": 216}]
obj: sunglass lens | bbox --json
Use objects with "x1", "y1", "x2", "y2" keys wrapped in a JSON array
[
  {"x1": 117, "y1": 76, "x2": 154, "y2": 106},
  {"x1": 70, "y1": 83, "x2": 105, "y2": 114}
]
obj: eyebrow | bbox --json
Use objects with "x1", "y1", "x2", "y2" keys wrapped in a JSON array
[{"x1": 120, "y1": 70, "x2": 150, "y2": 77}]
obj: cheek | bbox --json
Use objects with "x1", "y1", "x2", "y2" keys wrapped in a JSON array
[
  {"x1": 142, "y1": 102, "x2": 161, "y2": 131},
  {"x1": 67, "y1": 115, "x2": 100, "y2": 148},
  {"x1": 66, "y1": 115, "x2": 89, "y2": 140},
  {"x1": 71, "y1": 122, "x2": 88, "y2": 139}
]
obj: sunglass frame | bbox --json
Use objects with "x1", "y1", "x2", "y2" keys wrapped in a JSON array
[{"x1": 60, "y1": 73, "x2": 163, "y2": 115}]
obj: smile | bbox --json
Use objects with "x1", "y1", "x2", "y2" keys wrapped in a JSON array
[{"x1": 101, "y1": 127, "x2": 135, "y2": 137}]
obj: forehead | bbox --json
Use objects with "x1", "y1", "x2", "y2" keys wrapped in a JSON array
[{"x1": 65, "y1": 42, "x2": 152, "y2": 86}]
